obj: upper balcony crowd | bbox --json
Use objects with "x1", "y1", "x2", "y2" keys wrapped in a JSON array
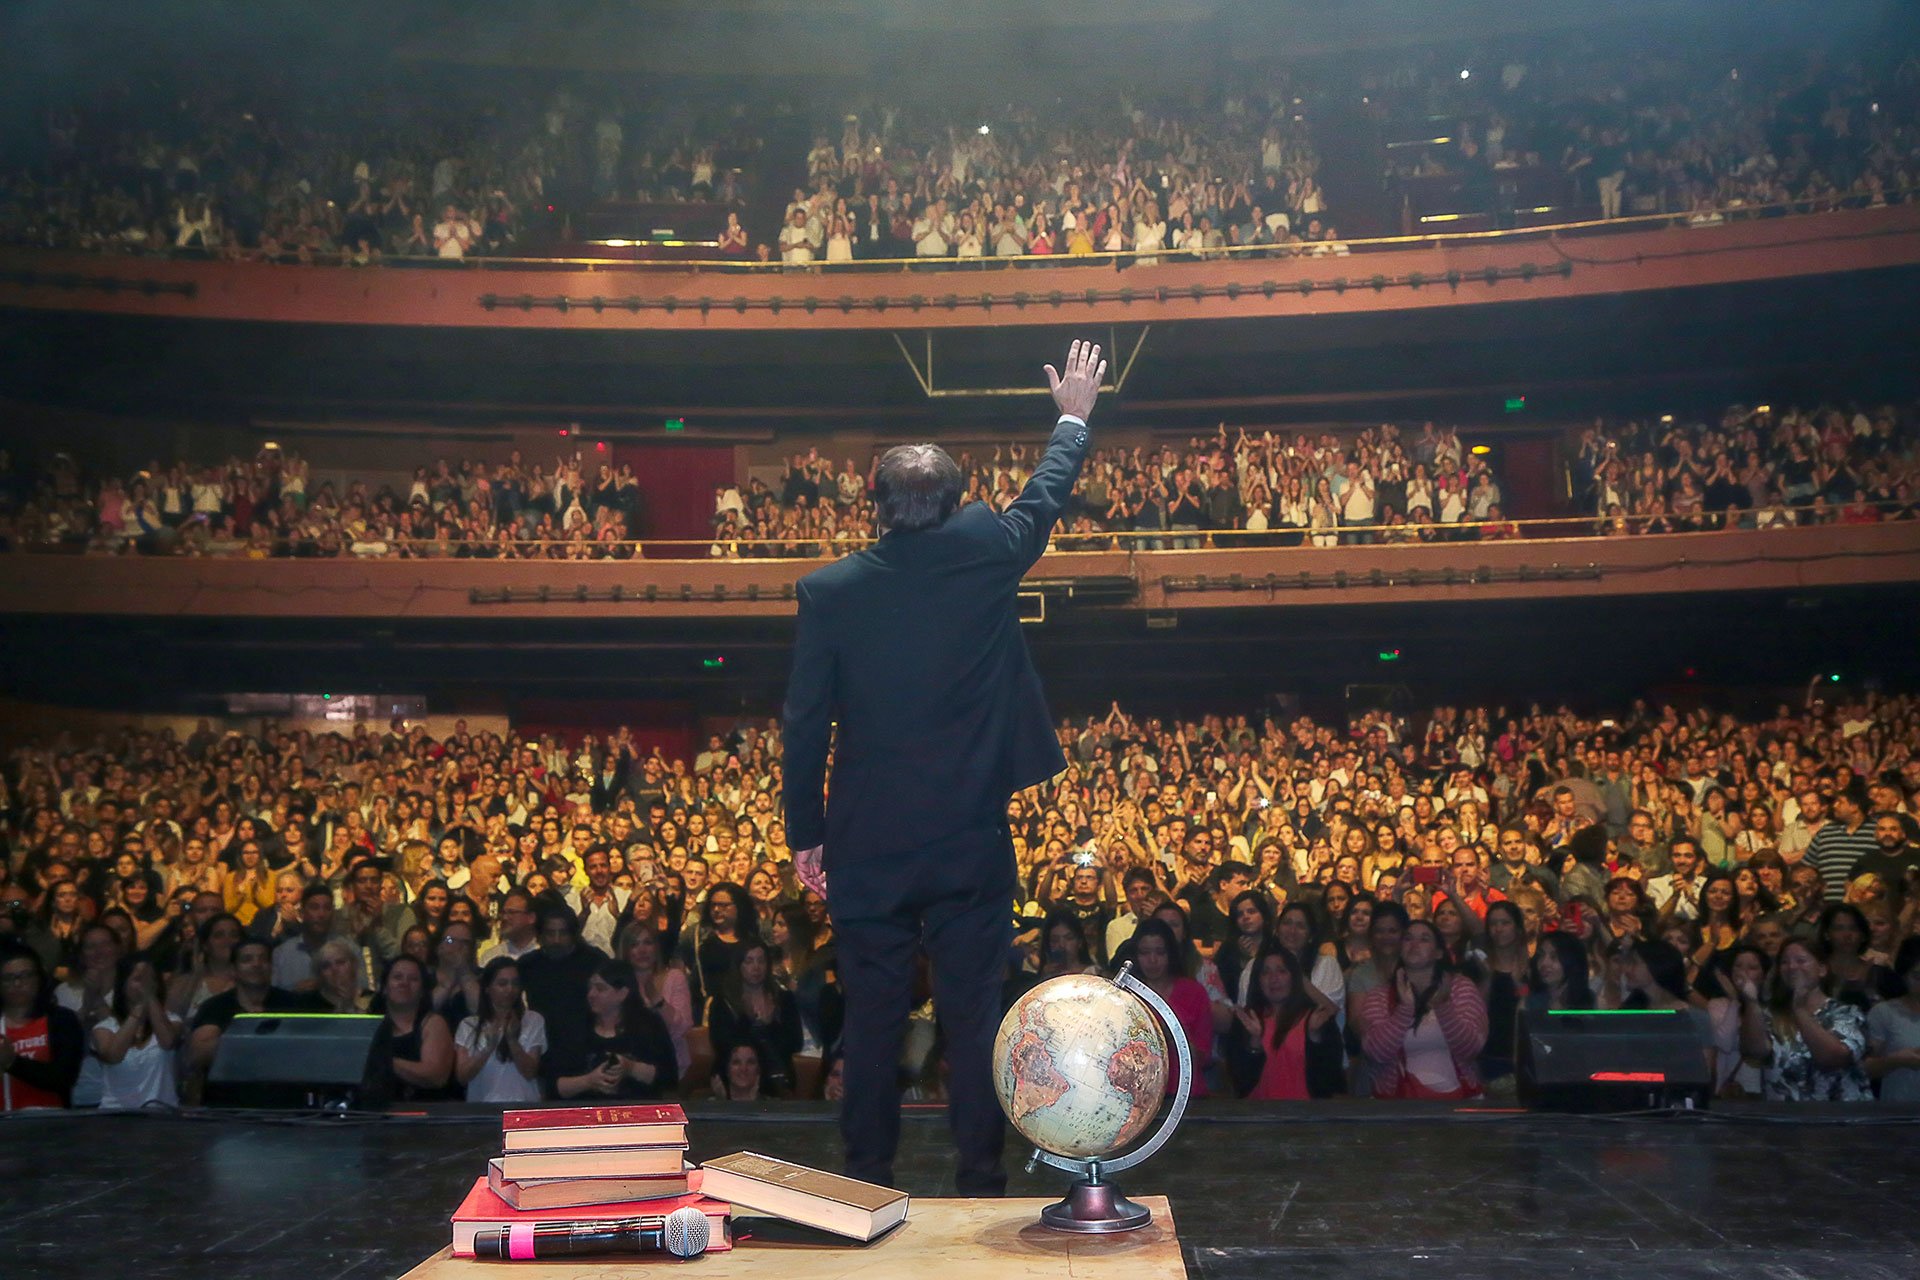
[
  {"x1": 0, "y1": 398, "x2": 1911, "y2": 560},
  {"x1": 1, "y1": 41, "x2": 1912, "y2": 269},
  {"x1": 1363, "y1": 41, "x2": 1920, "y2": 226},
  {"x1": 0, "y1": 76, "x2": 762, "y2": 265}
]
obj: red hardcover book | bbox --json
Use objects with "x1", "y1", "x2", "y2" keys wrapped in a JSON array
[
  {"x1": 450, "y1": 1176, "x2": 732, "y2": 1258},
  {"x1": 501, "y1": 1103, "x2": 688, "y2": 1151}
]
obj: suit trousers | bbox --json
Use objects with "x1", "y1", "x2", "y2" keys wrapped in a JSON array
[{"x1": 827, "y1": 822, "x2": 1015, "y2": 1196}]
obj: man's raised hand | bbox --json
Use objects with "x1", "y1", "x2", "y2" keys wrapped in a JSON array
[
  {"x1": 1044, "y1": 340, "x2": 1106, "y2": 421},
  {"x1": 794, "y1": 844, "x2": 828, "y2": 899}
]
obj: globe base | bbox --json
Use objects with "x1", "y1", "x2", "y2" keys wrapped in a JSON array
[{"x1": 1038, "y1": 1178, "x2": 1153, "y2": 1233}]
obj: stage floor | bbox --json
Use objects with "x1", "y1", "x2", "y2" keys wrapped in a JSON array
[{"x1": 5, "y1": 1102, "x2": 1919, "y2": 1280}]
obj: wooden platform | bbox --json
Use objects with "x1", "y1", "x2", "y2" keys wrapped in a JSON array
[{"x1": 398, "y1": 1196, "x2": 1185, "y2": 1280}]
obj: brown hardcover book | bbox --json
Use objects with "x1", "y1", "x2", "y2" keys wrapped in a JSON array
[
  {"x1": 485, "y1": 1157, "x2": 692, "y2": 1211},
  {"x1": 699, "y1": 1151, "x2": 910, "y2": 1242},
  {"x1": 496, "y1": 1141, "x2": 690, "y2": 1182},
  {"x1": 501, "y1": 1104, "x2": 688, "y2": 1151}
]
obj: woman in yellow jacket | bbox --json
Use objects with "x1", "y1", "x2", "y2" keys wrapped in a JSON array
[{"x1": 223, "y1": 841, "x2": 277, "y2": 926}]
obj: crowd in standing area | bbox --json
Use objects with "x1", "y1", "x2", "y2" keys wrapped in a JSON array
[{"x1": 5, "y1": 688, "x2": 1918, "y2": 1111}]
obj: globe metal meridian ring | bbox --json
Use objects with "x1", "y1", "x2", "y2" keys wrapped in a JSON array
[{"x1": 1022, "y1": 961, "x2": 1193, "y2": 1231}]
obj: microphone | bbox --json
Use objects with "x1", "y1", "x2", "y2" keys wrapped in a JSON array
[{"x1": 472, "y1": 1205, "x2": 714, "y2": 1261}]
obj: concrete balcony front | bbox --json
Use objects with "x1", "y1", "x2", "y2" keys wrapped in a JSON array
[
  {"x1": 3, "y1": 204, "x2": 1919, "y2": 335},
  {"x1": 2, "y1": 522, "x2": 1914, "y2": 622}
]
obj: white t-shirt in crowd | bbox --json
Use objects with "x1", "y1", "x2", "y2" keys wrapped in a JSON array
[
  {"x1": 1341, "y1": 482, "x2": 1376, "y2": 523},
  {"x1": 93, "y1": 1014, "x2": 184, "y2": 1111},
  {"x1": 779, "y1": 224, "x2": 814, "y2": 264},
  {"x1": 54, "y1": 982, "x2": 104, "y2": 1107},
  {"x1": 433, "y1": 220, "x2": 470, "y2": 259},
  {"x1": 456, "y1": 1011, "x2": 547, "y2": 1103},
  {"x1": 913, "y1": 221, "x2": 949, "y2": 257}
]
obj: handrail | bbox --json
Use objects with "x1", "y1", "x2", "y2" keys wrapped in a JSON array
[
  {"x1": 15, "y1": 187, "x2": 1913, "y2": 276},
  {"x1": 14, "y1": 502, "x2": 1908, "y2": 561}
]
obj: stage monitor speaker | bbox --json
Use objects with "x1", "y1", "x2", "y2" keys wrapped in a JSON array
[
  {"x1": 207, "y1": 1013, "x2": 385, "y2": 1107},
  {"x1": 1516, "y1": 1007, "x2": 1711, "y2": 1112}
]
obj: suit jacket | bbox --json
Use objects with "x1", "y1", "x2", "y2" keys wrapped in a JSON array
[
  {"x1": 783, "y1": 415, "x2": 1089, "y2": 868},
  {"x1": 590, "y1": 747, "x2": 632, "y2": 812}
]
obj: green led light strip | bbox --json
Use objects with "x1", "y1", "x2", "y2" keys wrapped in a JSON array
[{"x1": 1545, "y1": 1008, "x2": 1678, "y2": 1016}]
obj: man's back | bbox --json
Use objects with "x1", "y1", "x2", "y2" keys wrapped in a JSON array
[
  {"x1": 780, "y1": 340, "x2": 1107, "y2": 1197},
  {"x1": 783, "y1": 418, "x2": 1088, "y2": 867}
]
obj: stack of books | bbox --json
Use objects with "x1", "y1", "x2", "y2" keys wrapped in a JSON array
[
  {"x1": 450, "y1": 1104, "x2": 734, "y2": 1257},
  {"x1": 446, "y1": 1107, "x2": 913, "y2": 1257}
]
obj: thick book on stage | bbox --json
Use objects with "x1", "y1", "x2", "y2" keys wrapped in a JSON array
[
  {"x1": 502, "y1": 1103, "x2": 688, "y2": 1151},
  {"x1": 1516, "y1": 1007, "x2": 1713, "y2": 1112},
  {"x1": 450, "y1": 1178, "x2": 733, "y2": 1258},
  {"x1": 496, "y1": 1141, "x2": 690, "y2": 1182},
  {"x1": 485, "y1": 1157, "x2": 692, "y2": 1211},
  {"x1": 700, "y1": 1151, "x2": 910, "y2": 1243}
]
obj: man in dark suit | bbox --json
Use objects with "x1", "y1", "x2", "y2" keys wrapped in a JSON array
[{"x1": 783, "y1": 340, "x2": 1106, "y2": 1195}]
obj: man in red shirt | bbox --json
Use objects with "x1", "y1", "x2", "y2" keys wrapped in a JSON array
[{"x1": 1451, "y1": 847, "x2": 1508, "y2": 924}]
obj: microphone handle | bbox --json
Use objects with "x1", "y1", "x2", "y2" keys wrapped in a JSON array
[
  {"x1": 540, "y1": 1221, "x2": 665, "y2": 1256},
  {"x1": 477, "y1": 1217, "x2": 666, "y2": 1259}
]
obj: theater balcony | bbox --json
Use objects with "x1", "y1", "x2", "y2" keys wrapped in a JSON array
[
  {"x1": 3, "y1": 203, "x2": 1919, "y2": 421},
  {"x1": 2, "y1": 520, "x2": 1915, "y2": 623}
]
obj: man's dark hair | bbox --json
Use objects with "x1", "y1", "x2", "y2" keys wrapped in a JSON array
[
  {"x1": 1567, "y1": 823, "x2": 1609, "y2": 867},
  {"x1": 534, "y1": 900, "x2": 580, "y2": 939},
  {"x1": 873, "y1": 444, "x2": 963, "y2": 533},
  {"x1": 1370, "y1": 900, "x2": 1411, "y2": 934},
  {"x1": 300, "y1": 882, "x2": 335, "y2": 908},
  {"x1": 233, "y1": 937, "x2": 274, "y2": 966},
  {"x1": 1211, "y1": 860, "x2": 1256, "y2": 890}
]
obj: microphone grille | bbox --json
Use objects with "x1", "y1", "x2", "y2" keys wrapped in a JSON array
[{"x1": 663, "y1": 1206, "x2": 712, "y2": 1259}]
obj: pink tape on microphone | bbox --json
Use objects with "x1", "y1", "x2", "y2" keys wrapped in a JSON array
[{"x1": 508, "y1": 1222, "x2": 537, "y2": 1260}]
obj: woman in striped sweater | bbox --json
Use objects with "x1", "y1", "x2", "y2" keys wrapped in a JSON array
[{"x1": 1358, "y1": 919, "x2": 1489, "y2": 1099}]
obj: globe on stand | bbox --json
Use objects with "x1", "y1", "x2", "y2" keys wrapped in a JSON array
[{"x1": 990, "y1": 962, "x2": 1194, "y2": 1232}]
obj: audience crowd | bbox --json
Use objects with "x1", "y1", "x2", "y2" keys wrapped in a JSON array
[
  {"x1": 777, "y1": 71, "x2": 1337, "y2": 265},
  {"x1": 0, "y1": 79, "x2": 757, "y2": 262},
  {"x1": 5, "y1": 394, "x2": 1907, "y2": 561},
  {"x1": 1574, "y1": 400, "x2": 1918, "y2": 534},
  {"x1": 720, "y1": 421, "x2": 1512, "y2": 555},
  {"x1": 1365, "y1": 43, "x2": 1919, "y2": 223},
  {"x1": 9, "y1": 42, "x2": 1913, "y2": 272},
  {"x1": 5, "y1": 686, "x2": 1919, "y2": 1112}
]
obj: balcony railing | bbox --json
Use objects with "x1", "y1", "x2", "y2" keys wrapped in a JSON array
[{"x1": 10, "y1": 503, "x2": 1910, "y2": 562}]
